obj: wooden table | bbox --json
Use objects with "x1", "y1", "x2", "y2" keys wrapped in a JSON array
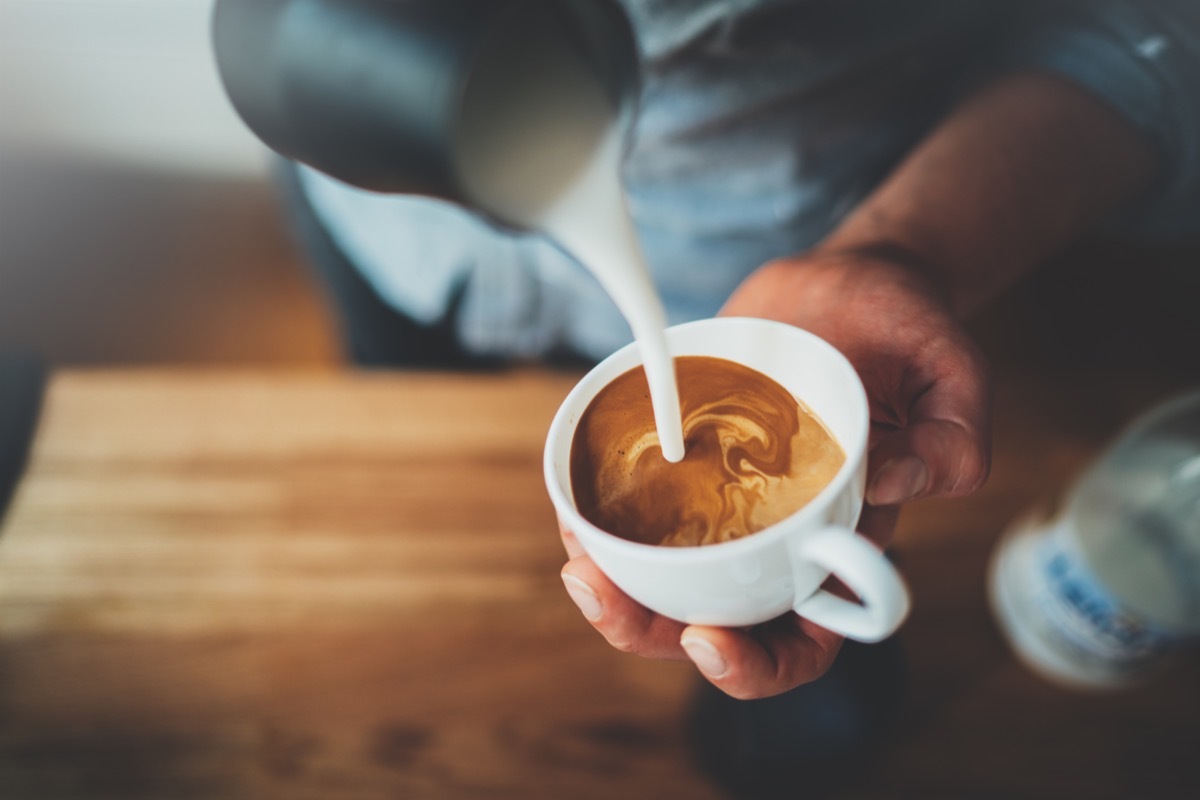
[{"x1": 1, "y1": 367, "x2": 1198, "y2": 799}]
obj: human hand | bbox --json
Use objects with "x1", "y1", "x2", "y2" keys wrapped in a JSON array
[
  {"x1": 559, "y1": 249, "x2": 992, "y2": 699},
  {"x1": 722, "y1": 248, "x2": 993, "y2": 517}
]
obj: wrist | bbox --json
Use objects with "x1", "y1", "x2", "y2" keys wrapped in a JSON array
[{"x1": 807, "y1": 238, "x2": 957, "y2": 314}]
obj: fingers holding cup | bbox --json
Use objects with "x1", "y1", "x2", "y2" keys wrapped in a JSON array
[{"x1": 560, "y1": 553, "x2": 690, "y2": 660}]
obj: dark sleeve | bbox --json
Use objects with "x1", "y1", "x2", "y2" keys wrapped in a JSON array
[{"x1": 1000, "y1": 0, "x2": 1200, "y2": 239}]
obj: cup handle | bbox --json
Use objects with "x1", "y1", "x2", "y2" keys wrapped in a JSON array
[{"x1": 790, "y1": 527, "x2": 910, "y2": 642}]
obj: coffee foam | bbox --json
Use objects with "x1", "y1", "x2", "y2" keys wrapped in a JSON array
[{"x1": 570, "y1": 356, "x2": 845, "y2": 547}]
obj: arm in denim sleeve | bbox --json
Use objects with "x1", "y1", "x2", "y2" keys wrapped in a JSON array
[{"x1": 1003, "y1": 0, "x2": 1200, "y2": 238}]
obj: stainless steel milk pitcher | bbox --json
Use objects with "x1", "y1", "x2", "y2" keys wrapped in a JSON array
[{"x1": 212, "y1": 0, "x2": 640, "y2": 225}]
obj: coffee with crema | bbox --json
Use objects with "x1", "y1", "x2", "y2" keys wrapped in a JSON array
[{"x1": 570, "y1": 356, "x2": 845, "y2": 547}]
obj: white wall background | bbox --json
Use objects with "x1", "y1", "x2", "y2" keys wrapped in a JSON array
[{"x1": 0, "y1": 0, "x2": 269, "y2": 177}]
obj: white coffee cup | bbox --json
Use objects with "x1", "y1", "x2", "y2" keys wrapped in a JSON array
[{"x1": 544, "y1": 317, "x2": 910, "y2": 642}]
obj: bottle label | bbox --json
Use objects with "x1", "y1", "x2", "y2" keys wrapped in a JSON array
[{"x1": 1029, "y1": 518, "x2": 1182, "y2": 676}]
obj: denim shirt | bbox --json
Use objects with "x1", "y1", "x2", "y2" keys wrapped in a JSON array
[{"x1": 300, "y1": 0, "x2": 1200, "y2": 361}]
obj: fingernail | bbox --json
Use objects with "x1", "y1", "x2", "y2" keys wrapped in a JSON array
[
  {"x1": 868, "y1": 456, "x2": 929, "y2": 506},
  {"x1": 562, "y1": 574, "x2": 603, "y2": 622},
  {"x1": 681, "y1": 636, "x2": 728, "y2": 679}
]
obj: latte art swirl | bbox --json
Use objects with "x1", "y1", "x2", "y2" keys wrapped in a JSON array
[{"x1": 571, "y1": 356, "x2": 845, "y2": 547}]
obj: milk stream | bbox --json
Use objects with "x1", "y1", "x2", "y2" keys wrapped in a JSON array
[
  {"x1": 455, "y1": 26, "x2": 685, "y2": 463},
  {"x1": 532, "y1": 131, "x2": 686, "y2": 463}
]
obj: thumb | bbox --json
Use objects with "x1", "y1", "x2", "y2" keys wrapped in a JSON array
[
  {"x1": 866, "y1": 365, "x2": 992, "y2": 506},
  {"x1": 867, "y1": 419, "x2": 989, "y2": 506}
]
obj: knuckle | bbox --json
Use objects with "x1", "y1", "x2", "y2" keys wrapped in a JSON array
[
  {"x1": 608, "y1": 636, "x2": 638, "y2": 654},
  {"x1": 952, "y1": 440, "x2": 991, "y2": 496},
  {"x1": 723, "y1": 684, "x2": 765, "y2": 701},
  {"x1": 607, "y1": 610, "x2": 658, "y2": 656}
]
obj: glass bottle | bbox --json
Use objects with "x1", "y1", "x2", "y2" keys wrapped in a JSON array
[{"x1": 989, "y1": 389, "x2": 1200, "y2": 688}]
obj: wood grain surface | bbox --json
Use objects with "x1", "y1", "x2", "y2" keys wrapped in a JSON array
[{"x1": 1, "y1": 368, "x2": 1198, "y2": 799}]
